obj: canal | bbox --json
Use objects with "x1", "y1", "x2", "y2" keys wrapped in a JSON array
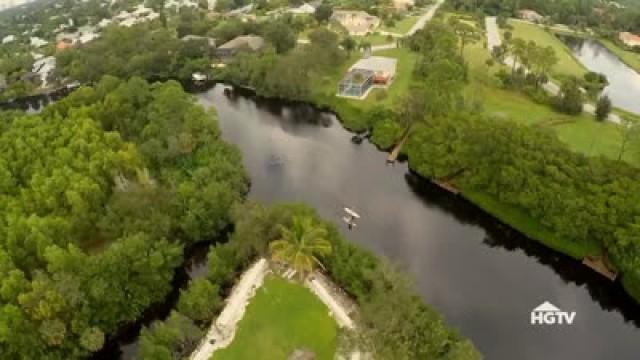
[
  {"x1": 92, "y1": 85, "x2": 640, "y2": 360},
  {"x1": 559, "y1": 34, "x2": 640, "y2": 115}
]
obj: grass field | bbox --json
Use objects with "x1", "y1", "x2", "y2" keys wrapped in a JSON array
[
  {"x1": 380, "y1": 15, "x2": 419, "y2": 34},
  {"x1": 506, "y1": 20, "x2": 588, "y2": 80},
  {"x1": 463, "y1": 40, "x2": 639, "y2": 165},
  {"x1": 213, "y1": 277, "x2": 338, "y2": 360}
]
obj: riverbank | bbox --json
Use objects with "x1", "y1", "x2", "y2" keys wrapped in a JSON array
[{"x1": 292, "y1": 82, "x2": 640, "y2": 305}]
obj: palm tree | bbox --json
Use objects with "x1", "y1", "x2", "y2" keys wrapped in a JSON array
[{"x1": 269, "y1": 216, "x2": 332, "y2": 278}]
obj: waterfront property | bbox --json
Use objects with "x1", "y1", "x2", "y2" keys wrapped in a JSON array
[
  {"x1": 619, "y1": 31, "x2": 640, "y2": 48},
  {"x1": 215, "y1": 35, "x2": 264, "y2": 61},
  {"x1": 337, "y1": 56, "x2": 397, "y2": 98},
  {"x1": 331, "y1": 10, "x2": 380, "y2": 36}
]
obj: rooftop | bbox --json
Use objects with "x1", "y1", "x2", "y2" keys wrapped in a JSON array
[
  {"x1": 218, "y1": 35, "x2": 264, "y2": 50},
  {"x1": 350, "y1": 56, "x2": 398, "y2": 76}
]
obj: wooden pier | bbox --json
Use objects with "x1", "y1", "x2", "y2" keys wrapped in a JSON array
[
  {"x1": 432, "y1": 179, "x2": 460, "y2": 195},
  {"x1": 387, "y1": 129, "x2": 411, "y2": 163},
  {"x1": 582, "y1": 256, "x2": 618, "y2": 281}
]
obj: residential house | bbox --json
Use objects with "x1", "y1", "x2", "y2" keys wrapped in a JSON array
[
  {"x1": 331, "y1": 10, "x2": 380, "y2": 36},
  {"x1": 114, "y1": 5, "x2": 160, "y2": 27},
  {"x1": 338, "y1": 56, "x2": 397, "y2": 98},
  {"x1": 2, "y1": 35, "x2": 16, "y2": 44},
  {"x1": 518, "y1": 9, "x2": 544, "y2": 23},
  {"x1": 619, "y1": 32, "x2": 640, "y2": 48},
  {"x1": 56, "y1": 38, "x2": 73, "y2": 51},
  {"x1": 215, "y1": 35, "x2": 264, "y2": 61},
  {"x1": 30, "y1": 36, "x2": 48, "y2": 47}
]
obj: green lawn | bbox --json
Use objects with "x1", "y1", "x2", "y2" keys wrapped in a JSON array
[
  {"x1": 506, "y1": 20, "x2": 587, "y2": 80},
  {"x1": 213, "y1": 277, "x2": 338, "y2": 360},
  {"x1": 599, "y1": 38, "x2": 640, "y2": 74},
  {"x1": 380, "y1": 16, "x2": 419, "y2": 34},
  {"x1": 463, "y1": 40, "x2": 639, "y2": 166}
]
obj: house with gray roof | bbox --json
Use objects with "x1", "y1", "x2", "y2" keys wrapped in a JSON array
[{"x1": 215, "y1": 35, "x2": 264, "y2": 61}]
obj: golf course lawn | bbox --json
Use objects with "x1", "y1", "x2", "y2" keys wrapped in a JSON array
[
  {"x1": 463, "y1": 40, "x2": 639, "y2": 166},
  {"x1": 506, "y1": 20, "x2": 587, "y2": 80},
  {"x1": 212, "y1": 277, "x2": 338, "y2": 360}
]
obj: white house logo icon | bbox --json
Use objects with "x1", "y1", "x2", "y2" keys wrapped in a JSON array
[{"x1": 530, "y1": 301, "x2": 576, "y2": 325}]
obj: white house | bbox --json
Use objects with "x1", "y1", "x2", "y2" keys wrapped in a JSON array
[
  {"x1": 2, "y1": 35, "x2": 16, "y2": 44},
  {"x1": 331, "y1": 10, "x2": 380, "y2": 36},
  {"x1": 30, "y1": 36, "x2": 48, "y2": 47}
]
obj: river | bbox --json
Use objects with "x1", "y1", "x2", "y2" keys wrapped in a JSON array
[
  {"x1": 558, "y1": 35, "x2": 640, "y2": 115},
  {"x1": 91, "y1": 85, "x2": 640, "y2": 359}
]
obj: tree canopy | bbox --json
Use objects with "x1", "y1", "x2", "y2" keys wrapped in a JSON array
[{"x1": 0, "y1": 76, "x2": 247, "y2": 359}]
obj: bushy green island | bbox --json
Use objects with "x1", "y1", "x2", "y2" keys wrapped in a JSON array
[{"x1": 139, "y1": 202, "x2": 481, "y2": 360}]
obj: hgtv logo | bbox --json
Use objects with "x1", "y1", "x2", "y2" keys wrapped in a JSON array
[{"x1": 531, "y1": 301, "x2": 576, "y2": 325}]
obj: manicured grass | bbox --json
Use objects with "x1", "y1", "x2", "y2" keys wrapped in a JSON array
[
  {"x1": 599, "y1": 39, "x2": 640, "y2": 74},
  {"x1": 461, "y1": 188, "x2": 602, "y2": 259},
  {"x1": 213, "y1": 277, "x2": 338, "y2": 360},
  {"x1": 380, "y1": 15, "x2": 419, "y2": 34},
  {"x1": 506, "y1": 20, "x2": 587, "y2": 80},
  {"x1": 463, "y1": 40, "x2": 640, "y2": 166},
  {"x1": 553, "y1": 116, "x2": 637, "y2": 163}
]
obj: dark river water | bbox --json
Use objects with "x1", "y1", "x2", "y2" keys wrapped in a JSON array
[
  {"x1": 91, "y1": 85, "x2": 640, "y2": 360},
  {"x1": 559, "y1": 35, "x2": 640, "y2": 114}
]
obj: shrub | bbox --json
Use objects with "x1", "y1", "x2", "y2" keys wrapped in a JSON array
[{"x1": 371, "y1": 118, "x2": 402, "y2": 150}]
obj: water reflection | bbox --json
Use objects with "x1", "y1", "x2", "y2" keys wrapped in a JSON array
[
  {"x1": 559, "y1": 35, "x2": 640, "y2": 114},
  {"x1": 198, "y1": 85, "x2": 640, "y2": 360}
]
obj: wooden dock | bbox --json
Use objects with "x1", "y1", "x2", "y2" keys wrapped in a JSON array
[
  {"x1": 387, "y1": 129, "x2": 411, "y2": 163},
  {"x1": 432, "y1": 179, "x2": 460, "y2": 195},
  {"x1": 582, "y1": 256, "x2": 618, "y2": 281}
]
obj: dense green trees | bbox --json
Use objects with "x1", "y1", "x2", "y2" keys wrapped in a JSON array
[
  {"x1": 221, "y1": 28, "x2": 346, "y2": 101},
  {"x1": 0, "y1": 77, "x2": 247, "y2": 359},
  {"x1": 55, "y1": 25, "x2": 213, "y2": 83},
  {"x1": 403, "y1": 110, "x2": 640, "y2": 295},
  {"x1": 269, "y1": 216, "x2": 332, "y2": 277},
  {"x1": 595, "y1": 94, "x2": 612, "y2": 121},
  {"x1": 554, "y1": 76, "x2": 584, "y2": 114},
  {"x1": 221, "y1": 202, "x2": 481, "y2": 360}
]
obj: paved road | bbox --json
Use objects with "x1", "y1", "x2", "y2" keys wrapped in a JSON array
[
  {"x1": 484, "y1": 16, "x2": 621, "y2": 124},
  {"x1": 371, "y1": 0, "x2": 446, "y2": 52},
  {"x1": 407, "y1": 0, "x2": 446, "y2": 36}
]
